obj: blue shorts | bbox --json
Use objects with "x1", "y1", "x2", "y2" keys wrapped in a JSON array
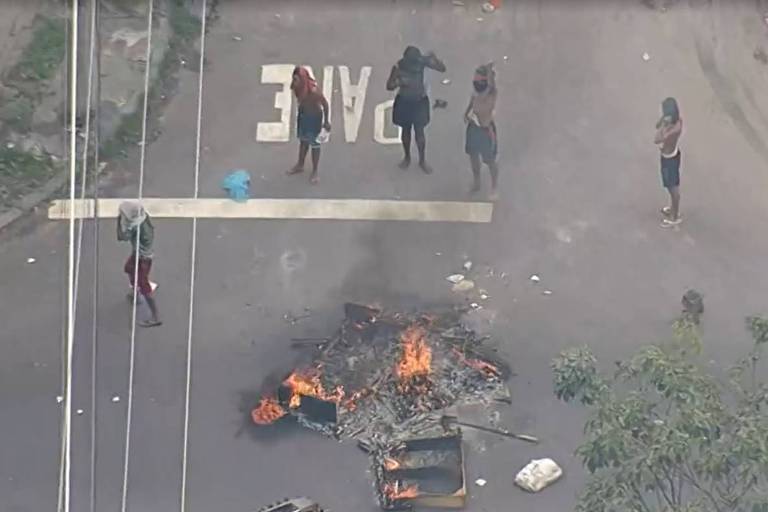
[
  {"x1": 297, "y1": 111, "x2": 322, "y2": 149},
  {"x1": 660, "y1": 150, "x2": 681, "y2": 188}
]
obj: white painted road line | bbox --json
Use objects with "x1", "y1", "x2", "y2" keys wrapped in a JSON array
[{"x1": 48, "y1": 198, "x2": 494, "y2": 223}]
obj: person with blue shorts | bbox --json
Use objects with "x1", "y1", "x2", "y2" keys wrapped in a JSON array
[{"x1": 288, "y1": 66, "x2": 331, "y2": 184}]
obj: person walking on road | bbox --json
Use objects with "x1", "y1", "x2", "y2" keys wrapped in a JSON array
[
  {"x1": 464, "y1": 63, "x2": 499, "y2": 200},
  {"x1": 288, "y1": 66, "x2": 331, "y2": 185},
  {"x1": 117, "y1": 200, "x2": 161, "y2": 327},
  {"x1": 387, "y1": 46, "x2": 446, "y2": 174},
  {"x1": 654, "y1": 97, "x2": 683, "y2": 227}
]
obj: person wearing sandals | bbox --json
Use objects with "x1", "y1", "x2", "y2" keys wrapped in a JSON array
[
  {"x1": 654, "y1": 97, "x2": 683, "y2": 227},
  {"x1": 386, "y1": 46, "x2": 446, "y2": 174},
  {"x1": 117, "y1": 200, "x2": 161, "y2": 327}
]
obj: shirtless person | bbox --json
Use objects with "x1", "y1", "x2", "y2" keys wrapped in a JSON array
[
  {"x1": 654, "y1": 97, "x2": 683, "y2": 227},
  {"x1": 387, "y1": 46, "x2": 446, "y2": 174},
  {"x1": 464, "y1": 63, "x2": 499, "y2": 200},
  {"x1": 288, "y1": 66, "x2": 331, "y2": 184}
]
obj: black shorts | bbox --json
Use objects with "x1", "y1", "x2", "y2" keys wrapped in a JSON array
[
  {"x1": 393, "y1": 94, "x2": 430, "y2": 128},
  {"x1": 660, "y1": 150, "x2": 681, "y2": 188},
  {"x1": 465, "y1": 122, "x2": 497, "y2": 163}
]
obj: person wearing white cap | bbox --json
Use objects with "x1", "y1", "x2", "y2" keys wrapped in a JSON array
[{"x1": 117, "y1": 200, "x2": 161, "y2": 327}]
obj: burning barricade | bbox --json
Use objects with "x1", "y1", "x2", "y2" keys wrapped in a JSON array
[
  {"x1": 251, "y1": 303, "x2": 510, "y2": 509},
  {"x1": 252, "y1": 304, "x2": 510, "y2": 440}
]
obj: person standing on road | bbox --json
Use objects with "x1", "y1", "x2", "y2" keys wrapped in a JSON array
[
  {"x1": 288, "y1": 66, "x2": 331, "y2": 185},
  {"x1": 654, "y1": 97, "x2": 683, "y2": 227},
  {"x1": 387, "y1": 46, "x2": 446, "y2": 174},
  {"x1": 464, "y1": 63, "x2": 499, "y2": 200},
  {"x1": 117, "y1": 200, "x2": 161, "y2": 327}
]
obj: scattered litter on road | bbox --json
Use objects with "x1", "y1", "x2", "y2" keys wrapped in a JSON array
[
  {"x1": 441, "y1": 78, "x2": 452, "y2": 85},
  {"x1": 446, "y1": 274, "x2": 465, "y2": 284},
  {"x1": 56, "y1": 396, "x2": 63, "y2": 404},
  {"x1": 642, "y1": 52, "x2": 651, "y2": 61},
  {"x1": 221, "y1": 169, "x2": 251, "y2": 202},
  {"x1": 274, "y1": 13, "x2": 280, "y2": 18},
  {"x1": 283, "y1": 312, "x2": 312, "y2": 325},
  {"x1": 452, "y1": 279, "x2": 475, "y2": 292},
  {"x1": 463, "y1": 261, "x2": 473, "y2": 271},
  {"x1": 480, "y1": 294, "x2": 489, "y2": 300},
  {"x1": 232, "y1": 34, "x2": 242, "y2": 41},
  {"x1": 543, "y1": 290, "x2": 552, "y2": 296},
  {"x1": 515, "y1": 458, "x2": 562, "y2": 492},
  {"x1": 503, "y1": 55, "x2": 509, "y2": 61},
  {"x1": 530, "y1": 274, "x2": 541, "y2": 283},
  {"x1": 481, "y1": 2, "x2": 496, "y2": 13},
  {"x1": 470, "y1": 303, "x2": 481, "y2": 309},
  {"x1": 112, "y1": 396, "x2": 121, "y2": 403},
  {"x1": 475, "y1": 478, "x2": 487, "y2": 487},
  {"x1": 435, "y1": 252, "x2": 442, "y2": 256},
  {"x1": 476, "y1": 17, "x2": 484, "y2": 22},
  {"x1": 433, "y1": 99, "x2": 448, "y2": 109},
  {"x1": 451, "y1": 0, "x2": 465, "y2": 5},
  {"x1": 26, "y1": 257, "x2": 36, "y2": 264},
  {"x1": 500, "y1": 271, "x2": 508, "y2": 279},
  {"x1": 76, "y1": 409, "x2": 84, "y2": 415}
]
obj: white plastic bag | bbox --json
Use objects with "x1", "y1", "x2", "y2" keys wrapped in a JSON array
[{"x1": 514, "y1": 458, "x2": 562, "y2": 492}]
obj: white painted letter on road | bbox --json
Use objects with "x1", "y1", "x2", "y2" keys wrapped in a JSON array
[
  {"x1": 256, "y1": 64, "x2": 294, "y2": 142},
  {"x1": 315, "y1": 66, "x2": 334, "y2": 141},
  {"x1": 374, "y1": 100, "x2": 401, "y2": 145},
  {"x1": 339, "y1": 66, "x2": 371, "y2": 143}
]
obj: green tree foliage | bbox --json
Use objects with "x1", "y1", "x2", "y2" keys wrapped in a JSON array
[{"x1": 552, "y1": 316, "x2": 768, "y2": 512}]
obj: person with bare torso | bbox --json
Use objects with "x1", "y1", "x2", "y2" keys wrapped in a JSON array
[
  {"x1": 288, "y1": 66, "x2": 331, "y2": 184},
  {"x1": 464, "y1": 63, "x2": 499, "y2": 200},
  {"x1": 654, "y1": 97, "x2": 683, "y2": 227}
]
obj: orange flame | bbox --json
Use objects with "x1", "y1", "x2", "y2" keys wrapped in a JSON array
[
  {"x1": 251, "y1": 396, "x2": 287, "y2": 425},
  {"x1": 452, "y1": 348, "x2": 500, "y2": 378},
  {"x1": 383, "y1": 457, "x2": 401, "y2": 471},
  {"x1": 395, "y1": 325, "x2": 432, "y2": 384},
  {"x1": 383, "y1": 482, "x2": 419, "y2": 499},
  {"x1": 283, "y1": 369, "x2": 345, "y2": 408},
  {"x1": 342, "y1": 388, "x2": 367, "y2": 412}
]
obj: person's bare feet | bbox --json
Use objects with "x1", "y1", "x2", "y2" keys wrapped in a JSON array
[
  {"x1": 398, "y1": 158, "x2": 411, "y2": 170},
  {"x1": 419, "y1": 161, "x2": 433, "y2": 175},
  {"x1": 287, "y1": 164, "x2": 305, "y2": 175},
  {"x1": 309, "y1": 172, "x2": 319, "y2": 185}
]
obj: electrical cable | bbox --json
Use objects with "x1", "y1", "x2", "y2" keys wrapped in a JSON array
[
  {"x1": 121, "y1": 0, "x2": 154, "y2": 510},
  {"x1": 179, "y1": 1, "x2": 207, "y2": 510}
]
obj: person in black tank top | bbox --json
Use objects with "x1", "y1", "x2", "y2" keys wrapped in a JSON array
[{"x1": 387, "y1": 46, "x2": 446, "y2": 174}]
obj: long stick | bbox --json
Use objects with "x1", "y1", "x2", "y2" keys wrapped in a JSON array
[{"x1": 443, "y1": 416, "x2": 539, "y2": 443}]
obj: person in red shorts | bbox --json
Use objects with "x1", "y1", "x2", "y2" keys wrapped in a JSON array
[{"x1": 117, "y1": 200, "x2": 161, "y2": 327}]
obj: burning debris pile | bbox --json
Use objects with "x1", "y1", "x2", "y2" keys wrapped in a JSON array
[{"x1": 251, "y1": 303, "x2": 510, "y2": 443}]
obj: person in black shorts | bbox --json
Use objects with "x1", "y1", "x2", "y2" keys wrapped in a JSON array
[
  {"x1": 386, "y1": 46, "x2": 446, "y2": 174},
  {"x1": 654, "y1": 97, "x2": 683, "y2": 227},
  {"x1": 464, "y1": 63, "x2": 499, "y2": 200}
]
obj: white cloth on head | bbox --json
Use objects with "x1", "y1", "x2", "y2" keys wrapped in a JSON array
[{"x1": 119, "y1": 200, "x2": 147, "y2": 233}]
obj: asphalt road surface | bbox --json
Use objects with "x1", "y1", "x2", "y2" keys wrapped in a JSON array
[{"x1": 3, "y1": 1, "x2": 768, "y2": 511}]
